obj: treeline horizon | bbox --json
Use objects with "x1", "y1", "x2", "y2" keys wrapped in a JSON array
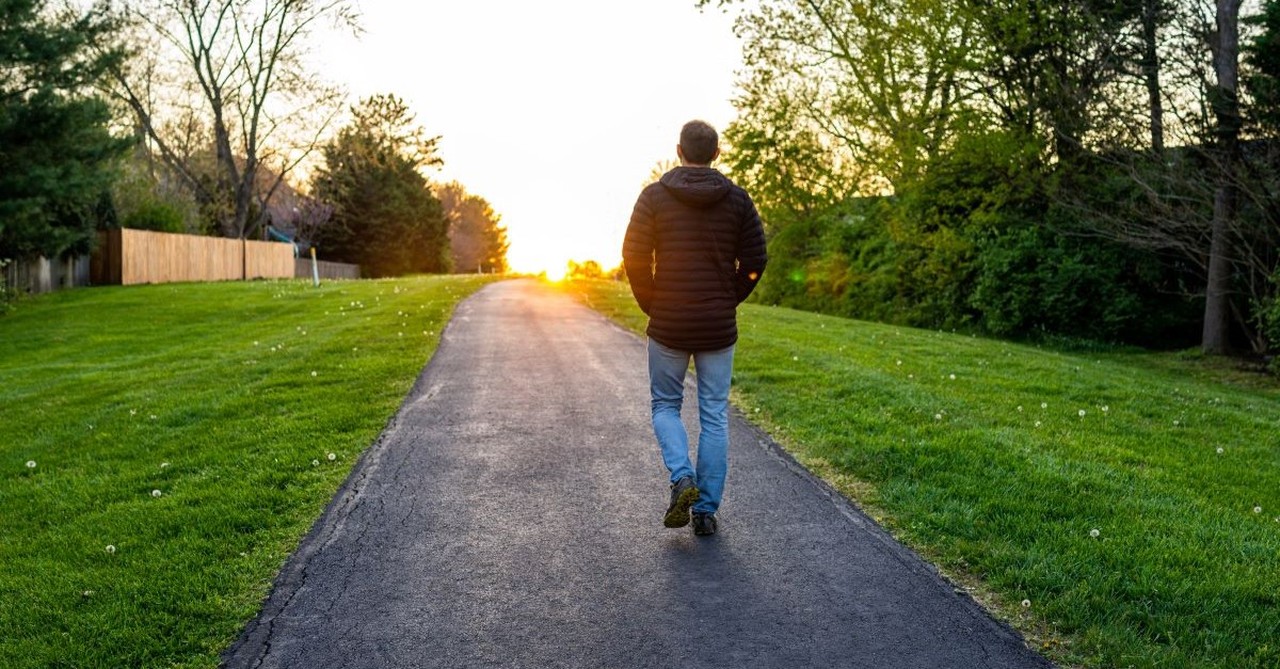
[
  {"x1": 701, "y1": 0, "x2": 1279, "y2": 364},
  {"x1": 1, "y1": 0, "x2": 508, "y2": 285}
]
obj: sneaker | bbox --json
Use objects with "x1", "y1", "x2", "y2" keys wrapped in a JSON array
[
  {"x1": 692, "y1": 512, "x2": 717, "y2": 536},
  {"x1": 663, "y1": 476, "x2": 700, "y2": 528}
]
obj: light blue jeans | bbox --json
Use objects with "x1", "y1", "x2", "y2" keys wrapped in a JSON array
[{"x1": 648, "y1": 338, "x2": 735, "y2": 515}]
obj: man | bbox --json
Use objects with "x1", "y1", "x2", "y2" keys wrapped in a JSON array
[{"x1": 622, "y1": 120, "x2": 768, "y2": 536}]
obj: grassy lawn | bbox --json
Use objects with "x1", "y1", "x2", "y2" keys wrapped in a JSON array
[
  {"x1": 560, "y1": 278, "x2": 1280, "y2": 669},
  {"x1": 0, "y1": 275, "x2": 494, "y2": 668}
]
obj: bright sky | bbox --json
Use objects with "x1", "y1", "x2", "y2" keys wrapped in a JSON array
[{"x1": 315, "y1": 1, "x2": 745, "y2": 275}]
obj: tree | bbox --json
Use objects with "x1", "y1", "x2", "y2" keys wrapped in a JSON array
[
  {"x1": 1202, "y1": 0, "x2": 1244, "y2": 354},
  {"x1": 106, "y1": 0, "x2": 356, "y2": 239},
  {"x1": 1, "y1": 0, "x2": 131, "y2": 262},
  {"x1": 311, "y1": 94, "x2": 450, "y2": 276},
  {"x1": 709, "y1": 0, "x2": 980, "y2": 195},
  {"x1": 435, "y1": 181, "x2": 508, "y2": 274}
]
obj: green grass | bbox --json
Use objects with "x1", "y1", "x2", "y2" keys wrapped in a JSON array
[
  {"x1": 0, "y1": 275, "x2": 494, "y2": 668},
  {"x1": 559, "y1": 278, "x2": 1280, "y2": 669}
]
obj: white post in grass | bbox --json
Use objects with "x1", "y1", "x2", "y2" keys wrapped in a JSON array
[{"x1": 310, "y1": 247, "x2": 320, "y2": 287}]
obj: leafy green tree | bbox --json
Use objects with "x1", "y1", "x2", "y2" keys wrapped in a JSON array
[
  {"x1": 311, "y1": 94, "x2": 450, "y2": 276},
  {"x1": 435, "y1": 181, "x2": 508, "y2": 274},
  {"x1": 0, "y1": 0, "x2": 131, "y2": 261}
]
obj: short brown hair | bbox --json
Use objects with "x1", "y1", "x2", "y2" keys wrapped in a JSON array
[{"x1": 679, "y1": 120, "x2": 718, "y2": 165}]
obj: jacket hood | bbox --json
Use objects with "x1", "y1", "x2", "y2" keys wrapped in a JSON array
[{"x1": 659, "y1": 167, "x2": 731, "y2": 207}]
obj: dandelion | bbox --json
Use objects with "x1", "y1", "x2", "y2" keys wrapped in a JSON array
[
  {"x1": 949, "y1": 374, "x2": 956, "y2": 380},
  {"x1": 311, "y1": 371, "x2": 318, "y2": 377},
  {"x1": 160, "y1": 462, "x2": 170, "y2": 468},
  {"x1": 151, "y1": 489, "x2": 162, "y2": 498},
  {"x1": 149, "y1": 414, "x2": 157, "y2": 420},
  {"x1": 1216, "y1": 447, "x2": 1224, "y2": 455},
  {"x1": 130, "y1": 409, "x2": 137, "y2": 416},
  {"x1": 896, "y1": 360, "x2": 902, "y2": 366},
  {"x1": 82, "y1": 590, "x2": 94, "y2": 597},
  {"x1": 327, "y1": 453, "x2": 336, "y2": 461},
  {"x1": 398, "y1": 332, "x2": 404, "y2": 337},
  {"x1": 1101, "y1": 405, "x2": 1109, "y2": 413},
  {"x1": 352, "y1": 347, "x2": 359, "y2": 352},
  {"x1": 26, "y1": 460, "x2": 36, "y2": 469},
  {"x1": 1089, "y1": 528, "x2": 1100, "y2": 538},
  {"x1": 253, "y1": 341, "x2": 259, "y2": 346},
  {"x1": 105, "y1": 545, "x2": 116, "y2": 554},
  {"x1": 934, "y1": 414, "x2": 943, "y2": 421},
  {"x1": 1035, "y1": 421, "x2": 1042, "y2": 428},
  {"x1": 1017, "y1": 406, "x2": 1023, "y2": 412},
  {"x1": 908, "y1": 374, "x2": 915, "y2": 379},
  {"x1": 1078, "y1": 409, "x2": 1086, "y2": 418},
  {"x1": 754, "y1": 407, "x2": 761, "y2": 413},
  {"x1": 1040, "y1": 402, "x2": 1048, "y2": 409},
  {"x1": 1173, "y1": 420, "x2": 1180, "y2": 426},
  {"x1": 792, "y1": 356, "x2": 799, "y2": 361},
  {"x1": 1254, "y1": 506, "x2": 1263, "y2": 514},
  {"x1": 1021, "y1": 599, "x2": 1031, "y2": 609},
  {"x1": 311, "y1": 459, "x2": 319, "y2": 467}
]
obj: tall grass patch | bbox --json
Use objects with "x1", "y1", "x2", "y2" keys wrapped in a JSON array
[{"x1": 0, "y1": 276, "x2": 493, "y2": 668}]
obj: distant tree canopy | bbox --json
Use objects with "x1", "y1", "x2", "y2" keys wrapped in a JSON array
[
  {"x1": 435, "y1": 181, "x2": 508, "y2": 274},
  {"x1": 311, "y1": 94, "x2": 450, "y2": 277},
  {"x1": 106, "y1": 0, "x2": 356, "y2": 240},
  {"x1": 707, "y1": 0, "x2": 1280, "y2": 355},
  {"x1": 0, "y1": 0, "x2": 131, "y2": 261}
]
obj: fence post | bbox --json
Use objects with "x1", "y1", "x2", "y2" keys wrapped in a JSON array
[{"x1": 310, "y1": 247, "x2": 320, "y2": 287}]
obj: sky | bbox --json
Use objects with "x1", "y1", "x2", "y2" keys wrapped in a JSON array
[{"x1": 314, "y1": 1, "x2": 747, "y2": 275}]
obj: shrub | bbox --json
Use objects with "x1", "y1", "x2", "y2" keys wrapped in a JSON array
[{"x1": 122, "y1": 201, "x2": 186, "y2": 233}]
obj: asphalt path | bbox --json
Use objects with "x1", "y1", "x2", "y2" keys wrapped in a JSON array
[{"x1": 224, "y1": 279, "x2": 1053, "y2": 669}]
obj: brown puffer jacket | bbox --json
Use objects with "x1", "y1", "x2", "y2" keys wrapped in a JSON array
[{"x1": 622, "y1": 166, "x2": 768, "y2": 352}]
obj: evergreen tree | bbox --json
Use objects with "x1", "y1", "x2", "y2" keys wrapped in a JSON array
[
  {"x1": 311, "y1": 95, "x2": 450, "y2": 276},
  {"x1": 0, "y1": 0, "x2": 130, "y2": 260}
]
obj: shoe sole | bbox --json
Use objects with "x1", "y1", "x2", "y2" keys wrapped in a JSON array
[{"x1": 663, "y1": 485, "x2": 700, "y2": 528}]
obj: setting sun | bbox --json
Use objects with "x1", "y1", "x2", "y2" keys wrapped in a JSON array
[{"x1": 311, "y1": 2, "x2": 741, "y2": 280}]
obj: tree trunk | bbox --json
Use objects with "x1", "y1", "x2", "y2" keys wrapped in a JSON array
[
  {"x1": 1202, "y1": 0, "x2": 1243, "y2": 355},
  {"x1": 1142, "y1": 0, "x2": 1164, "y2": 154}
]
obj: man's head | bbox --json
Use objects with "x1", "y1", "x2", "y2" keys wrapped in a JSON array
[{"x1": 677, "y1": 120, "x2": 719, "y2": 166}]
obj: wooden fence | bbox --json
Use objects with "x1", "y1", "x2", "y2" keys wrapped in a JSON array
[
  {"x1": 296, "y1": 258, "x2": 360, "y2": 280},
  {"x1": 92, "y1": 229, "x2": 295, "y2": 285},
  {"x1": 3, "y1": 256, "x2": 91, "y2": 295}
]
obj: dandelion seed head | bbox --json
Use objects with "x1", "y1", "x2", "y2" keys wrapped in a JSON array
[
  {"x1": 1017, "y1": 406, "x2": 1023, "y2": 412},
  {"x1": 1254, "y1": 506, "x2": 1263, "y2": 514},
  {"x1": 151, "y1": 489, "x2": 162, "y2": 498},
  {"x1": 934, "y1": 414, "x2": 943, "y2": 421},
  {"x1": 311, "y1": 371, "x2": 318, "y2": 377},
  {"x1": 1079, "y1": 409, "x2": 1087, "y2": 417},
  {"x1": 896, "y1": 360, "x2": 902, "y2": 366},
  {"x1": 25, "y1": 460, "x2": 36, "y2": 469},
  {"x1": 1216, "y1": 447, "x2": 1224, "y2": 454},
  {"x1": 1089, "y1": 528, "x2": 1100, "y2": 538},
  {"x1": 149, "y1": 415, "x2": 157, "y2": 420},
  {"x1": 327, "y1": 453, "x2": 336, "y2": 461},
  {"x1": 1034, "y1": 421, "x2": 1042, "y2": 428},
  {"x1": 105, "y1": 545, "x2": 116, "y2": 554},
  {"x1": 792, "y1": 356, "x2": 799, "y2": 361},
  {"x1": 1041, "y1": 402, "x2": 1048, "y2": 409},
  {"x1": 311, "y1": 459, "x2": 319, "y2": 467},
  {"x1": 160, "y1": 462, "x2": 169, "y2": 468},
  {"x1": 1101, "y1": 405, "x2": 1109, "y2": 413},
  {"x1": 949, "y1": 374, "x2": 956, "y2": 380},
  {"x1": 1021, "y1": 599, "x2": 1031, "y2": 608}
]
